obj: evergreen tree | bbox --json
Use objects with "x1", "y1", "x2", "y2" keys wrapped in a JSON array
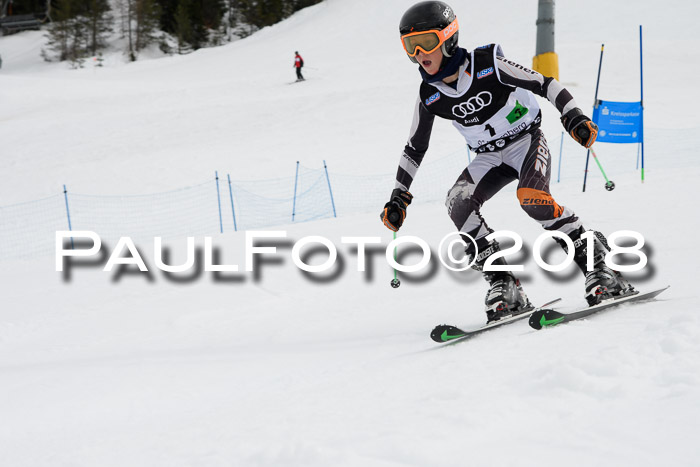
[
  {"x1": 188, "y1": 0, "x2": 206, "y2": 49},
  {"x1": 43, "y1": 0, "x2": 74, "y2": 61},
  {"x1": 157, "y1": 0, "x2": 179, "y2": 36},
  {"x1": 118, "y1": 0, "x2": 162, "y2": 61},
  {"x1": 174, "y1": 0, "x2": 194, "y2": 53},
  {"x1": 200, "y1": 0, "x2": 225, "y2": 30},
  {"x1": 84, "y1": 0, "x2": 112, "y2": 56},
  {"x1": 134, "y1": 0, "x2": 161, "y2": 51},
  {"x1": 43, "y1": 0, "x2": 111, "y2": 62}
]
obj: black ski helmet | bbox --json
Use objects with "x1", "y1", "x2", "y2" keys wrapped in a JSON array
[{"x1": 399, "y1": 1, "x2": 459, "y2": 63}]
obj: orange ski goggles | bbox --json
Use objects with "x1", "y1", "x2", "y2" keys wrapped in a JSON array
[{"x1": 401, "y1": 18, "x2": 459, "y2": 57}]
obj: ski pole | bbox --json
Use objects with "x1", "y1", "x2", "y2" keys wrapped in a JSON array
[
  {"x1": 557, "y1": 131, "x2": 564, "y2": 183},
  {"x1": 390, "y1": 230, "x2": 401, "y2": 288},
  {"x1": 589, "y1": 146, "x2": 615, "y2": 191},
  {"x1": 583, "y1": 44, "x2": 605, "y2": 192}
]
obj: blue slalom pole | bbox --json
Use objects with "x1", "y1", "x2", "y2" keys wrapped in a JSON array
[
  {"x1": 215, "y1": 171, "x2": 223, "y2": 233},
  {"x1": 322, "y1": 160, "x2": 337, "y2": 218},
  {"x1": 63, "y1": 184, "x2": 74, "y2": 249},
  {"x1": 639, "y1": 25, "x2": 645, "y2": 183},
  {"x1": 227, "y1": 174, "x2": 237, "y2": 231},
  {"x1": 292, "y1": 161, "x2": 299, "y2": 222},
  {"x1": 557, "y1": 132, "x2": 564, "y2": 183}
]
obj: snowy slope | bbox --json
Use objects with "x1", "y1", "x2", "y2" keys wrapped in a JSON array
[
  {"x1": 1, "y1": 0, "x2": 697, "y2": 199},
  {"x1": 1, "y1": 1, "x2": 700, "y2": 466}
]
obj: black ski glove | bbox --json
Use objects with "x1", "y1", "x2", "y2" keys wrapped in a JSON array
[
  {"x1": 380, "y1": 189, "x2": 413, "y2": 232},
  {"x1": 561, "y1": 108, "x2": 598, "y2": 148}
]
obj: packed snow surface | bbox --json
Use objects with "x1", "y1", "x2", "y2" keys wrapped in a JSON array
[{"x1": 1, "y1": 0, "x2": 699, "y2": 466}]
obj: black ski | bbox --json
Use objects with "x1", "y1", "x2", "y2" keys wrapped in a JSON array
[
  {"x1": 529, "y1": 286, "x2": 670, "y2": 330},
  {"x1": 430, "y1": 298, "x2": 562, "y2": 345}
]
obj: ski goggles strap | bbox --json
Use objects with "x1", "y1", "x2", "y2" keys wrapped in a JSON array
[{"x1": 401, "y1": 18, "x2": 458, "y2": 57}]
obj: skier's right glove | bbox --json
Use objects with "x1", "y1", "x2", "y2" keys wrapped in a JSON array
[
  {"x1": 380, "y1": 189, "x2": 413, "y2": 232},
  {"x1": 561, "y1": 108, "x2": 598, "y2": 148}
]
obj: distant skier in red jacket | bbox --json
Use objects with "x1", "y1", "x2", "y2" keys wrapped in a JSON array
[{"x1": 294, "y1": 51, "x2": 305, "y2": 81}]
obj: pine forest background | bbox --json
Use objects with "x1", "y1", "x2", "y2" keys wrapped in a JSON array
[{"x1": 4, "y1": 0, "x2": 323, "y2": 65}]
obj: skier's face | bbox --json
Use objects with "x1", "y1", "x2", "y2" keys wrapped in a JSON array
[{"x1": 415, "y1": 47, "x2": 442, "y2": 75}]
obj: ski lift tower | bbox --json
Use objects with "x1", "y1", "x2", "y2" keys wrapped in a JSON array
[{"x1": 533, "y1": 0, "x2": 558, "y2": 80}]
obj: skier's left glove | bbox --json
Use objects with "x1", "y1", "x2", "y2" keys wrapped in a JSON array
[
  {"x1": 561, "y1": 108, "x2": 598, "y2": 148},
  {"x1": 380, "y1": 189, "x2": 413, "y2": 232}
]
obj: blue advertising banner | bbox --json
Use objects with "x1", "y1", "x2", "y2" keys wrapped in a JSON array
[{"x1": 592, "y1": 100, "x2": 643, "y2": 143}]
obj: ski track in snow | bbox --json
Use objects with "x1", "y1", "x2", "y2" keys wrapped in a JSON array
[{"x1": 1, "y1": 0, "x2": 700, "y2": 465}]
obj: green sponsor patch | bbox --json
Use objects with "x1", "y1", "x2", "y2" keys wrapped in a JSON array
[{"x1": 506, "y1": 101, "x2": 529, "y2": 124}]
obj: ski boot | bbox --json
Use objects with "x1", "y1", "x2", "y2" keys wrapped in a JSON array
[
  {"x1": 472, "y1": 241, "x2": 532, "y2": 323},
  {"x1": 558, "y1": 228, "x2": 636, "y2": 306}
]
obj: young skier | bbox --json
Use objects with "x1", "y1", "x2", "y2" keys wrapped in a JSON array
[
  {"x1": 380, "y1": 1, "x2": 635, "y2": 323},
  {"x1": 294, "y1": 51, "x2": 305, "y2": 81}
]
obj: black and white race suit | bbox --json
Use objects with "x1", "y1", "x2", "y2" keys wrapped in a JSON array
[{"x1": 395, "y1": 44, "x2": 582, "y2": 253}]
